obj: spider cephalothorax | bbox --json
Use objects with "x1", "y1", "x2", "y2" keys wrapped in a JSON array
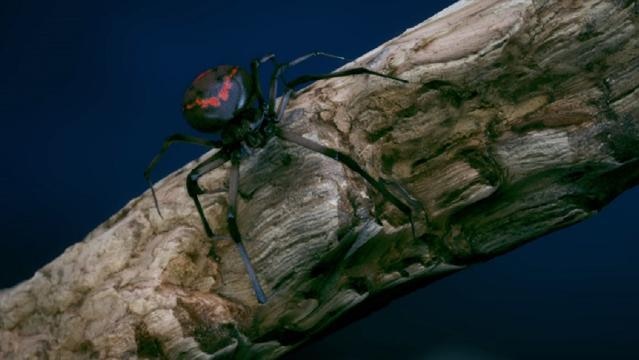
[{"x1": 145, "y1": 52, "x2": 420, "y2": 304}]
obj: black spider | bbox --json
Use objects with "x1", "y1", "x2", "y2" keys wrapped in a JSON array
[{"x1": 144, "y1": 52, "x2": 418, "y2": 304}]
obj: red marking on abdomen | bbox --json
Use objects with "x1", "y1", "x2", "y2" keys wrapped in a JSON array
[
  {"x1": 185, "y1": 96, "x2": 221, "y2": 109},
  {"x1": 195, "y1": 69, "x2": 211, "y2": 81},
  {"x1": 185, "y1": 67, "x2": 239, "y2": 110}
]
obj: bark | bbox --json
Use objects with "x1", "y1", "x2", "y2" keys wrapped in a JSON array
[{"x1": 2, "y1": 0, "x2": 638, "y2": 358}]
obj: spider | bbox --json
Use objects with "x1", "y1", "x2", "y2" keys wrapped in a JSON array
[{"x1": 144, "y1": 52, "x2": 419, "y2": 304}]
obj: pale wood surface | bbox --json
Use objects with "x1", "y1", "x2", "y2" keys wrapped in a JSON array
[{"x1": 1, "y1": 0, "x2": 638, "y2": 358}]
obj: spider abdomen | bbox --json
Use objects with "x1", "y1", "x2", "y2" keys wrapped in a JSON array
[{"x1": 182, "y1": 65, "x2": 252, "y2": 133}]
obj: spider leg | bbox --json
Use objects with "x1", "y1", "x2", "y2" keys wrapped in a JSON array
[
  {"x1": 287, "y1": 51, "x2": 346, "y2": 67},
  {"x1": 227, "y1": 158, "x2": 268, "y2": 304},
  {"x1": 268, "y1": 67, "x2": 405, "y2": 124},
  {"x1": 274, "y1": 88, "x2": 293, "y2": 123},
  {"x1": 286, "y1": 67, "x2": 407, "y2": 89},
  {"x1": 277, "y1": 128, "x2": 419, "y2": 239},
  {"x1": 268, "y1": 52, "x2": 346, "y2": 109},
  {"x1": 257, "y1": 53, "x2": 276, "y2": 64},
  {"x1": 250, "y1": 55, "x2": 281, "y2": 129},
  {"x1": 144, "y1": 133, "x2": 221, "y2": 217},
  {"x1": 250, "y1": 52, "x2": 288, "y2": 108},
  {"x1": 186, "y1": 150, "x2": 229, "y2": 260}
]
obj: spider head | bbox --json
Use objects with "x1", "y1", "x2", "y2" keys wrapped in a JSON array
[{"x1": 182, "y1": 65, "x2": 252, "y2": 133}]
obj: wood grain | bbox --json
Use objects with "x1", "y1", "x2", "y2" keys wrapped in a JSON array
[{"x1": 1, "y1": 1, "x2": 638, "y2": 358}]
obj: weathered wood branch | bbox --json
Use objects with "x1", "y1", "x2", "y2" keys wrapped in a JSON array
[{"x1": 2, "y1": 0, "x2": 638, "y2": 358}]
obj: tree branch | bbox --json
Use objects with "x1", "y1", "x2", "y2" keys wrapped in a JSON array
[{"x1": 2, "y1": 0, "x2": 638, "y2": 358}]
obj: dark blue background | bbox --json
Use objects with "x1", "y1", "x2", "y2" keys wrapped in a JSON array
[{"x1": 1, "y1": 1, "x2": 637, "y2": 359}]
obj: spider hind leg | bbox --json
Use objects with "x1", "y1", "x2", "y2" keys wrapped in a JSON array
[
  {"x1": 379, "y1": 178, "x2": 426, "y2": 239},
  {"x1": 277, "y1": 128, "x2": 423, "y2": 240},
  {"x1": 227, "y1": 159, "x2": 268, "y2": 304}
]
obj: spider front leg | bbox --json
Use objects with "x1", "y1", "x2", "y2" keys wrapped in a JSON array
[
  {"x1": 267, "y1": 52, "x2": 346, "y2": 110},
  {"x1": 277, "y1": 128, "x2": 421, "y2": 239},
  {"x1": 144, "y1": 133, "x2": 221, "y2": 216},
  {"x1": 185, "y1": 150, "x2": 266, "y2": 303},
  {"x1": 186, "y1": 150, "x2": 228, "y2": 260},
  {"x1": 251, "y1": 52, "x2": 346, "y2": 128},
  {"x1": 271, "y1": 66, "x2": 407, "y2": 124},
  {"x1": 285, "y1": 67, "x2": 407, "y2": 89},
  {"x1": 227, "y1": 157, "x2": 268, "y2": 304}
]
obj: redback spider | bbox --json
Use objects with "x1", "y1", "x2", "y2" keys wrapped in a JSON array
[{"x1": 144, "y1": 52, "x2": 420, "y2": 304}]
